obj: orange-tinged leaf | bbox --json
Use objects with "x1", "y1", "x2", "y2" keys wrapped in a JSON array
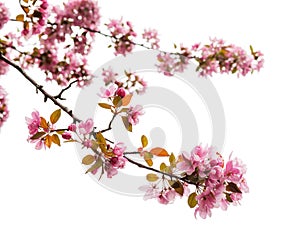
[
  {"x1": 98, "y1": 103, "x2": 112, "y2": 109},
  {"x1": 122, "y1": 94, "x2": 133, "y2": 106},
  {"x1": 51, "y1": 134, "x2": 61, "y2": 146},
  {"x1": 50, "y1": 109, "x2": 61, "y2": 124},
  {"x1": 150, "y1": 147, "x2": 169, "y2": 157},
  {"x1": 44, "y1": 135, "x2": 52, "y2": 148},
  {"x1": 146, "y1": 173, "x2": 159, "y2": 182},
  {"x1": 30, "y1": 132, "x2": 46, "y2": 140},
  {"x1": 145, "y1": 159, "x2": 153, "y2": 167},
  {"x1": 82, "y1": 155, "x2": 95, "y2": 165},
  {"x1": 188, "y1": 192, "x2": 198, "y2": 208},
  {"x1": 40, "y1": 117, "x2": 48, "y2": 130},
  {"x1": 170, "y1": 181, "x2": 184, "y2": 196},
  {"x1": 141, "y1": 135, "x2": 148, "y2": 148},
  {"x1": 16, "y1": 14, "x2": 24, "y2": 22}
]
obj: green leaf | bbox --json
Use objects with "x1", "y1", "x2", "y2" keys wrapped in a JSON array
[
  {"x1": 30, "y1": 132, "x2": 46, "y2": 140},
  {"x1": 226, "y1": 182, "x2": 242, "y2": 193},
  {"x1": 144, "y1": 151, "x2": 153, "y2": 160},
  {"x1": 82, "y1": 155, "x2": 95, "y2": 165},
  {"x1": 98, "y1": 103, "x2": 112, "y2": 110},
  {"x1": 141, "y1": 135, "x2": 148, "y2": 148},
  {"x1": 188, "y1": 192, "x2": 198, "y2": 208},
  {"x1": 146, "y1": 173, "x2": 159, "y2": 182},
  {"x1": 121, "y1": 116, "x2": 132, "y2": 132},
  {"x1": 85, "y1": 158, "x2": 103, "y2": 174},
  {"x1": 122, "y1": 94, "x2": 133, "y2": 106},
  {"x1": 51, "y1": 134, "x2": 61, "y2": 146},
  {"x1": 150, "y1": 147, "x2": 169, "y2": 157},
  {"x1": 50, "y1": 109, "x2": 61, "y2": 124}
]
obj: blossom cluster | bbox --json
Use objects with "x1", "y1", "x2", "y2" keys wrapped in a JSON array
[
  {"x1": 156, "y1": 38, "x2": 264, "y2": 77},
  {"x1": 0, "y1": 2, "x2": 9, "y2": 30},
  {"x1": 0, "y1": 85, "x2": 9, "y2": 127},
  {"x1": 140, "y1": 144, "x2": 248, "y2": 219}
]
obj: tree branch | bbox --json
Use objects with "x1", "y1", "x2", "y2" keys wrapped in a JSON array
[
  {"x1": 54, "y1": 80, "x2": 78, "y2": 100},
  {"x1": 101, "y1": 112, "x2": 117, "y2": 133},
  {"x1": 0, "y1": 53, "x2": 81, "y2": 123}
]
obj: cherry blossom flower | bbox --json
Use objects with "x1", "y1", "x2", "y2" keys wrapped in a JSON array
[
  {"x1": 194, "y1": 189, "x2": 216, "y2": 219},
  {"x1": 113, "y1": 142, "x2": 126, "y2": 156},
  {"x1": 158, "y1": 189, "x2": 177, "y2": 205},
  {"x1": 116, "y1": 88, "x2": 126, "y2": 98},
  {"x1": 0, "y1": 85, "x2": 9, "y2": 127},
  {"x1": 127, "y1": 105, "x2": 144, "y2": 125},
  {"x1": 102, "y1": 67, "x2": 118, "y2": 85},
  {"x1": 142, "y1": 28, "x2": 160, "y2": 49},
  {"x1": 0, "y1": 2, "x2": 9, "y2": 30},
  {"x1": 68, "y1": 124, "x2": 77, "y2": 132},
  {"x1": 98, "y1": 84, "x2": 117, "y2": 98},
  {"x1": 139, "y1": 184, "x2": 160, "y2": 200},
  {"x1": 25, "y1": 111, "x2": 41, "y2": 135},
  {"x1": 78, "y1": 118, "x2": 94, "y2": 135}
]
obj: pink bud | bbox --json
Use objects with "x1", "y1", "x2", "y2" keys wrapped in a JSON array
[
  {"x1": 62, "y1": 132, "x2": 72, "y2": 140},
  {"x1": 116, "y1": 88, "x2": 126, "y2": 98},
  {"x1": 68, "y1": 123, "x2": 77, "y2": 132}
]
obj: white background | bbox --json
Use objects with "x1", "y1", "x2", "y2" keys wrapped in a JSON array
[{"x1": 1, "y1": 0, "x2": 299, "y2": 242}]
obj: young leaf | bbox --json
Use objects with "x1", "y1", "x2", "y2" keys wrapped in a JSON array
[
  {"x1": 121, "y1": 116, "x2": 132, "y2": 132},
  {"x1": 40, "y1": 117, "x2": 48, "y2": 130},
  {"x1": 98, "y1": 103, "x2": 112, "y2": 110},
  {"x1": 82, "y1": 155, "x2": 95, "y2": 165},
  {"x1": 50, "y1": 109, "x2": 61, "y2": 124},
  {"x1": 141, "y1": 135, "x2": 148, "y2": 148},
  {"x1": 150, "y1": 147, "x2": 169, "y2": 157},
  {"x1": 146, "y1": 173, "x2": 159, "y2": 182},
  {"x1": 51, "y1": 134, "x2": 61, "y2": 146},
  {"x1": 96, "y1": 132, "x2": 107, "y2": 153},
  {"x1": 144, "y1": 151, "x2": 153, "y2": 160},
  {"x1": 85, "y1": 158, "x2": 103, "y2": 174},
  {"x1": 169, "y1": 152, "x2": 176, "y2": 166},
  {"x1": 16, "y1": 14, "x2": 24, "y2": 22},
  {"x1": 145, "y1": 159, "x2": 153, "y2": 167},
  {"x1": 226, "y1": 182, "x2": 242, "y2": 193},
  {"x1": 30, "y1": 132, "x2": 46, "y2": 140},
  {"x1": 113, "y1": 96, "x2": 122, "y2": 107},
  {"x1": 44, "y1": 135, "x2": 52, "y2": 148},
  {"x1": 160, "y1": 162, "x2": 167, "y2": 172},
  {"x1": 170, "y1": 181, "x2": 184, "y2": 196},
  {"x1": 122, "y1": 94, "x2": 133, "y2": 106},
  {"x1": 188, "y1": 192, "x2": 198, "y2": 208}
]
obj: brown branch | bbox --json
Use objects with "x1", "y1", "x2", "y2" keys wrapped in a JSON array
[
  {"x1": 100, "y1": 112, "x2": 117, "y2": 133},
  {"x1": 54, "y1": 80, "x2": 78, "y2": 100},
  {"x1": 0, "y1": 53, "x2": 81, "y2": 123},
  {"x1": 124, "y1": 155, "x2": 198, "y2": 186}
]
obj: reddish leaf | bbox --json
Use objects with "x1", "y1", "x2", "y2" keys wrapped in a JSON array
[
  {"x1": 44, "y1": 135, "x2": 52, "y2": 148},
  {"x1": 145, "y1": 159, "x2": 153, "y2": 167},
  {"x1": 30, "y1": 132, "x2": 46, "y2": 140},
  {"x1": 40, "y1": 117, "x2": 48, "y2": 130},
  {"x1": 113, "y1": 96, "x2": 122, "y2": 107},
  {"x1": 16, "y1": 14, "x2": 24, "y2": 22},
  {"x1": 150, "y1": 147, "x2": 169, "y2": 157},
  {"x1": 98, "y1": 103, "x2": 112, "y2": 110}
]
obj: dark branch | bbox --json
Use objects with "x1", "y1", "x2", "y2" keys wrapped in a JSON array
[
  {"x1": 0, "y1": 53, "x2": 81, "y2": 123},
  {"x1": 54, "y1": 80, "x2": 78, "y2": 100}
]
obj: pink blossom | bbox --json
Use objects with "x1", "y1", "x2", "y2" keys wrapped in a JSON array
[
  {"x1": 127, "y1": 105, "x2": 144, "y2": 125},
  {"x1": 116, "y1": 88, "x2": 126, "y2": 98},
  {"x1": 83, "y1": 139, "x2": 92, "y2": 148},
  {"x1": 105, "y1": 163, "x2": 118, "y2": 178},
  {"x1": 194, "y1": 189, "x2": 216, "y2": 219},
  {"x1": 25, "y1": 111, "x2": 41, "y2": 135},
  {"x1": 106, "y1": 18, "x2": 137, "y2": 56},
  {"x1": 78, "y1": 118, "x2": 94, "y2": 135},
  {"x1": 0, "y1": 2, "x2": 9, "y2": 30},
  {"x1": 113, "y1": 142, "x2": 126, "y2": 156},
  {"x1": 139, "y1": 184, "x2": 160, "y2": 200},
  {"x1": 176, "y1": 152, "x2": 196, "y2": 175},
  {"x1": 157, "y1": 189, "x2": 176, "y2": 205},
  {"x1": 34, "y1": 139, "x2": 45, "y2": 150},
  {"x1": 98, "y1": 84, "x2": 117, "y2": 98},
  {"x1": 0, "y1": 85, "x2": 9, "y2": 127},
  {"x1": 142, "y1": 28, "x2": 160, "y2": 49},
  {"x1": 102, "y1": 67, "x2": 118, "y2": 85}
]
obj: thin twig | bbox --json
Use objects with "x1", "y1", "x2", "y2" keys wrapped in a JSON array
[
  {"x1": 54, "y1": 80, "x2": 78, "y2": 100},
  {"x1": 101, "y1": 113, "x2": 117, "y2": 133},
  {"x1": 0, "y1": 54, "x2": 81, "y2": 123}
]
